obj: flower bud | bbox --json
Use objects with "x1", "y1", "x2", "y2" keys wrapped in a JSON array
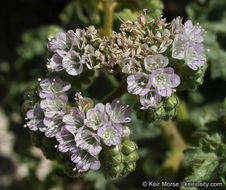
[
  {"x1": 107, "y1": 146, "x2": 120, "y2": 156},
  {"x1": 164, "y1": 95, "x2": 179, "y2": 111},
  {"x1": 121, "y1": 162, "x2": 136, "y2": 176},
  {"x1": 108, "y1": 152, "x2": 124, "y2": 165},
  {"x1": 125, "y1": 151, "x2": 139, "y2": 162},
  {"x1": 121, "y1": 140, "x2": 138, "y2": 155}
]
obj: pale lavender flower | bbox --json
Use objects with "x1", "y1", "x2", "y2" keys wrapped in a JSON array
[
  {"x1": 70, "y1": 29, "x2": 86, "y2": 49},
  {"x1": 84, "y1": 103, "x2": 108, "y2": 131},
  {"x1": 75, "y1": 92, "x2": 94, "y2": 112},
  {"x1": 121, "y1": 126, "x2": 131, "y2": 137},
  {"x1": 56, "y1": 126, "x2": 76, "y2": 152},
  {"x1": 40, "y1": 95, "x2": 67, "y2": 118},
  {"x1": 97, "y1": 122, "x2": 123, "y2": 146},
  {"x1": 43, "y1": 115, "x2": 64, "y2": 138},
  {"x1": 185, "y1": 43, "x2": 206, "y2": 70},
  {"x1": 47, "y1": 31, "x2": 74, "y2": 56},
  {"x1": 172, "y1": 20, "x2": 206, "y2": 70},
  {"x1": 140, "y1": 89, "x2": 162, "y2": 109},
  {"x1": 121, "y1": 58, "x2": 141, "y2": 74},
  {"x1": 172, "y1": 34, "x2": 187, "y2": 60},
  {"x1": 127, "y1": 72, "x2": 151, "y2": 96},
  {"x1": 75, "y1": 129, "x2": 102, "y2": 155},
  {"x1": 62, "y1": 50, "x2": 83, "y2": 76},
  {"x1": 47, "y1": 54, "x2": 64, "y2": 72},
  {"x1": 26, "y1": 103, "x2": 45, "y2": 131},
  {"x1": 71, "y1": 148, "x2": 100, "y2": 172},
  {"x1": 171, "y1": 17, "x2": 183, "y2": 34},
  {"x1": 63, "y1": 107, "x2": 85, "y2": 133},
  {"x1": 151, "y1": 67, "x2": 180, "y2": 97},
  {"x1": 144, "y1": 54, "x2": 169, "y2": 72},
  {"x1": 106, "y1": 99, "x2": 131, "y2": 123},
  {"x1": 81, "y1": 45, "x2": 95, "y2": 70},
  {"x1": 184, "y1": 20, "x2": 204, "y2": 43},
  {"x1": 39, "y1": 77, "x2": 71, "y2": 98}
]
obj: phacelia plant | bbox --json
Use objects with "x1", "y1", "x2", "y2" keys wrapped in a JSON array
[{"x1": 23, "y1": 12, "x2": 207, "y2": 179}]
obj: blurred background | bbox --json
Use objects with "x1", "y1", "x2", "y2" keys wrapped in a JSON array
[{"x1": 0, "y1": 0, "x2": 226, "y2": 189}]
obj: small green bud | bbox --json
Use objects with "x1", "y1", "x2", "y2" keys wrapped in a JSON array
[
  {"x1": 125, "y1": 151, "x2": 139, "y2": 162},
  {"x1": 154, "y1": 106, "x2": 166, "y2": 119},
  {"x1": 112, "y1": 163, "x2": 124, "y2": 174},
  {"x1": 194, "y1": 77, "x2": 203, "y2": 85},
  {"x1": 107, "y1": 146, "x2": 120, "y2": 156},
  {"x1": 120, "y1": 162, "x2": 136, "y2": 176},
  {"x1": 108, "y1": 152, "x2": 124, "y2": 165},
  {"x1": 124, "y1": 162, "x2": 136, "y2": 173},
  {"x1": 164, "y1": 95, "x2": 179, "y2": 110},
  {"x1": 121, "y1": 140, "x2": 138, "y2": 155}
]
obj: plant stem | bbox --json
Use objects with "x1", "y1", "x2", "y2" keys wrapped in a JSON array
[
  {"x1": 99, "y1": 0, "x2": 117, "y2": 36},
  {"x1": 101, "y1": 80, "x2": 127, "y2": 104},
  {"x1": 157, "y1": 120, "x2": 188, "y2": 185}
]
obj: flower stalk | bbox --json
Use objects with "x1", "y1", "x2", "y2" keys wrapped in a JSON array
[
  {"x1": 158, "y1": 120, "x2": 188, "y2": 184},
  {"x1": 99, "y1": 0, "x2": 117, "y2": 36}
]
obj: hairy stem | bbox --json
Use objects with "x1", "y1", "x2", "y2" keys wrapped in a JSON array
[
  {"x1": 158, "y1": 120, "x2": 188, "y2": 185},
  {"x1": 101, "y1": 80, "x2": 127, "y2": 104},
  {"x1": 98, "y1": 0, "x2": 117, "y2": 36}
]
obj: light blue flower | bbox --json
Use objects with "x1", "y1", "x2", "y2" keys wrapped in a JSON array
[
  {"x1": 26, "y1": 103, "x2": 45, "y2": 131},
  {"x1": 39, "y1": 77, "x2": 71, "y2": 98},
  {"x1": 84, "y1": 103, "x2": 108, "y2": 131},
  {"x1": 127, "y1": 72, "x2": 151, "y2": 96},
  {"x1": 47, "y1": 30, "x2": 74, "y2": 56},
  {"x1": 75, "y1": 129, "x2": 102, "y2": 155},
  {"x1": 172, "y1": 20, "x2": 206, "y2": 70},
  {"x1": 71, "y1": 148, "x2": 100, "y2": 172},
  {"x1": 151, "y1": 67, "x2": 180, "y2": 97},
  {"x1": 144, "y1": 54, "x2": 169, "y2": 72},
  {"x1": 43, "y1": 115, "x2": 64, "y2": 138},
  {"x1": 97, "y1": 122, "x2": 123, "y2": 146},
  {"x1": 140, "y1": 89, "x2": 162, "y2": 109},
  {"x1": 63, "y1": 107, "x2": 85, "y2": 133},
  {"x1": 47, "y1": 54, "x2": 64, "y2": 72},
  {"x1": 62, "y1": 50, "x2": 83, "y2": 76},
  {"x1": 40, "y1": 95, "x2": 67, "y2": 118},
  {"x1": 106, "y1": 99, "x2": 131, "y2": 123},
  {"x1": 56, "y1": 126, "x2": 76, "y2": 152},
  {"x1": 185, "y1": 43, "x2": 206, "y2": 70}
]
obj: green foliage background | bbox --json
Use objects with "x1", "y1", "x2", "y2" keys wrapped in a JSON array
[{"x1": 0, "y1": 0, "x2": 225, "y2": 190}]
